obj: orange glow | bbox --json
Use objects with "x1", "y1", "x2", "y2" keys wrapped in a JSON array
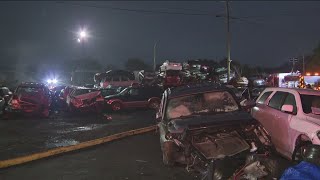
[
  {"x1": 306, "y1": 73, "x2": 311, "y2": 76},
  {"x1": 315, "y1": 73, "x2": 319, "y2": 76}
]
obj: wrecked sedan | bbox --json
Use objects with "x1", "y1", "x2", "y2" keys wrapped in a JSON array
[
  {"x1": 6, "y1": 82, "x2": 51, "y2": 118},
  {"x1": 157, "y1": 83, "x2": 271, "y2": 179},
  {"x1": 66, "y1": 87, "x2": 104, "y2": 113}
]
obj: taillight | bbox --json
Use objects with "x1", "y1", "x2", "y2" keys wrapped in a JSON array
[
  {"x1": 10, "y1": 99, "x2": 20, "y2": 108},
  {"x1": 73, "y1": 98, "x2": 83, "y2": 106}
]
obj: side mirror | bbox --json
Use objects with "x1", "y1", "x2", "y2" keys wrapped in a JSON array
[{"x1": 281, "y1": 104, "x2": 293, "y2": 114}]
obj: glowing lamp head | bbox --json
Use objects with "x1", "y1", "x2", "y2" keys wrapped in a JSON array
[
  {"x1": 306, "y1": 73, "x2": 311, "y2": 76},
  {"x1": 315, "y1": 73, "x2": 319, "y2": 76},
  {"x1": 79, "y1": 30, "x2": 87, "y2": 38},
  {"x1": 52, "y1": 79, "x2": 58, "y2": 84},
  {"x1": 47, "y1": 79, "x2": 52, "y2": 84}
]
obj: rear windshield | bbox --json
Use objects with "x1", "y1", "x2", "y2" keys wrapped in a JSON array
[
  {"x1": 16, "y1": 86, "x2": 43, "y2": 95},
  {"x1": 166, "y1": 70, "x2": 180, "y2": 76}
]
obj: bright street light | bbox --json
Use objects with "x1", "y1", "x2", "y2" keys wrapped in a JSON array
[
  {"x1": 77, "y1": 29, "x2": 88, "y2": 43},
  {"x1": 79, "y1": 30, "x2": 87, "y2": 38}
]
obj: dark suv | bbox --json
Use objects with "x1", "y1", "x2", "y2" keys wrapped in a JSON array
[
  {"x1": 6, "y1": 82, "x2": 52, "y2": 117},
  {"x1": 104, "y1": 85, "x2": 163, "y2": 111}
]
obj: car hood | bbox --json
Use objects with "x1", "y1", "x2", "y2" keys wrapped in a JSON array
[{"x1": 168, "y1": 111, "x2": 253, "y2": 132}]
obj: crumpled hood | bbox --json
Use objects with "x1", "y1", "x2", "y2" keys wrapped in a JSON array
[{"x1": 168, "y1": 111, "x2": 253, "y2": 132}]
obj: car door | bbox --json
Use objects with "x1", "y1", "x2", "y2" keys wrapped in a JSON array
[
  {"x1": 124, "y1": 88, "x2": 145, "y2": 108},
  {"x1": 252, "y1": 91, "x2": 273, "y2": 129},
  {"x1": 270, "y1": 92, "x2": 297, "y2": 155},
  {"x1": 265, "y1": 91, "x2": 289, "y2": 148}
]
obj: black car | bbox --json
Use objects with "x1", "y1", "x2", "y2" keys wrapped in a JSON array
[
  {"x1": 157, "y1": 83, "x2": 271, "y2": 179},
  {"x1": 104, "y1": 85, "x2": 163, "y2": 111}
]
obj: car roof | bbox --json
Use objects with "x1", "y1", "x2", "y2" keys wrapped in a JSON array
[
  {"x1": 167, "y1": 83, "x2": 230, "y2": 98},
  {"x1": 264, "y1": 87, "x2": 320, "y2": 96}
]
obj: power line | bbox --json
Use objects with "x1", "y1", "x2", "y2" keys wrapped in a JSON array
[{"x1": 54, "y1": 1, "x2": 216, "y2": 16}]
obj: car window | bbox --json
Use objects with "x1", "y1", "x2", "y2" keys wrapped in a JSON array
[
  {"x1": 105, "y1": 76, "x2": 111, "y2": 81},
  {"x1": 300, "y1": 94, "x2": 320, "y2": 115},
  {"x1": 257, "y1": 91, "x2": 272, "y2": 104},
  {"x1": 129, "y1": 88, "x2": 140, "y2": 96},
  {"x1": 282, "y1": 93, "x2": 297, "y2": 114},
  {"x1": 268, "y1": 91, "x2": 288, "y2": 110},
  {"x1": 112, "y1": 76, "x2": 120, "y2": 81}
]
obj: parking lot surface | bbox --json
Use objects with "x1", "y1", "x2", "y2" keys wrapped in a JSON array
[
  {"x1": 0, "y1": 110, "x2": 156, "y2": 160},
  {"x1": 0, "y1": 132, "x2": 197, "y2": 180}
]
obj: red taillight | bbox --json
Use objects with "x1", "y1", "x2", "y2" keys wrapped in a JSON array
[
  {"x1": 11, "y1": 99, "x2": 20, "y2": 108},
  {"x1": 73, "y1": 98, "x2": 83, "y2": 106}
]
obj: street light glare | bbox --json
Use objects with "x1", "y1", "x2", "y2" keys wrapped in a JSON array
[{"x1": 79, "y1": 30, "x2": 87, "y2": 38}]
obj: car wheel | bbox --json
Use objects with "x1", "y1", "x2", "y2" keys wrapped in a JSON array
[
  {"x1": 111, "y1": 102, "x2": 121, "y2": 111},
  {"x1": 149, "y1": 99, "x2": 160, "y2": 109},
  {"x1": 292, "y1": 142, "x2": 311, "y2": 162}
]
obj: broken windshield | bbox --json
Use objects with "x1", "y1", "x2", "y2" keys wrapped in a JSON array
[{"x1": 166, "y1": 91, "x2": 239, "y2": 120}]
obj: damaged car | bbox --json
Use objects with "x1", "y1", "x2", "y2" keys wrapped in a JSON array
[
  {"x1": 6, "y1": 82, "x2": 51, "y2": 118},
  {"x1": 157, "y1": 83, "x2": 272, "y2": 179},
  {"x1": 66, "y1": 87, "x2": 104, "y2": 113}
]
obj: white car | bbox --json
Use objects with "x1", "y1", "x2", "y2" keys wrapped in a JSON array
[{"x1": 251, "y1": 87, "x2": 320, "y2": 161}]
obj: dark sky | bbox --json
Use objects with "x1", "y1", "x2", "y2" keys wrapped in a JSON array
[{"x1": 1, "y1": 1, "x2": 320, "y2": 68}]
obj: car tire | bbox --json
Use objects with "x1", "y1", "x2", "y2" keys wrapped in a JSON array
[
  {"x1": 292, "y1": 141, "x2": 312, "y2": 162},
  {"x1": 149, "y1": 99, "x2": 160, "y2": 109},
  {"x1": 111, "y1": 102, "x2": 122, "y2": 111}
]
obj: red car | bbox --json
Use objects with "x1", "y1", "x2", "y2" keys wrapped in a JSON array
[
  {"x1": 66, "y1": 87, "x2": 104, "y2": 113},
  {"x1": 6, "y1": 82, "x2": 51, "y2": 118}
]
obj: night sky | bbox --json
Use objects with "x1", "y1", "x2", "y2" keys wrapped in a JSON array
[{"x1": 1, "y1": 1, "x2": 320, "y2": 68}]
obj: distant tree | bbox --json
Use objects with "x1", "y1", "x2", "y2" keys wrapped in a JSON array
[
  {"x1": 306, "y1": 42, "x2": 320, "y2": 72},
  {"x1": 124, "y1": 58, "x2": 151, "y2": 71}
]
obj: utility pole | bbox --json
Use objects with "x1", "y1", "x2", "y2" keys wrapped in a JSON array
[
  {"x1": 226, "y1": 0, "x2": 231, "y2": 82},
  {"x1": 289, "y1": 57, "x2": 298, "y2": 73},
  {"x1": 302, "y1": 54, "x2": 305, "y2": 75},
  {"x1": 153, "y1": 42, "x2": 157, "y2": 72}
]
